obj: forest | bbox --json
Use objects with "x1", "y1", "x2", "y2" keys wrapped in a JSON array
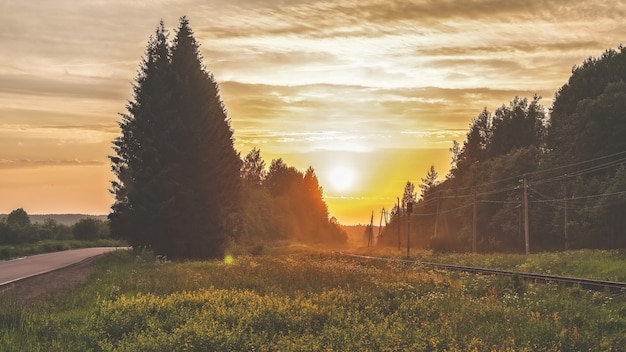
[{"x1": 378, "y1": 46, "x2": 626, "y2": 253}]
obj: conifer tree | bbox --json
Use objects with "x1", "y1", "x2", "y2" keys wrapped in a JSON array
[
  {"x1": 419, "y1": 165, "x2": 439, "y2": 199},
  {"x1": 110, "y1": 21, "x2": 172, "y2": 250},
  {"x1": 166, "y1": 17, "x2": 241, "y2": 259},
  {"x1": 110, "y1": 18, "x2": 240, "y2": 259}
]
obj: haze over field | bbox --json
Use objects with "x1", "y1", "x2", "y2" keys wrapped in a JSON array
[{"x1": 1, "y1": 0, "x2": 625, "y2": 224}]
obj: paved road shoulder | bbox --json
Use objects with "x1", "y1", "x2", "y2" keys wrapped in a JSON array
[{"x1": 0, "y1": 247, "x2": 126, "y2": 286}]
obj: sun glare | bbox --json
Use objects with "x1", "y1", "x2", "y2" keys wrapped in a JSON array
[{"x1": 328, "y1": 165, "x2": 355, "y2": 192}]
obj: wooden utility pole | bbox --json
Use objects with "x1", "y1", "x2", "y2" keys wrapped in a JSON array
[
  {"x1": 522, "y1": 176, "x2": 530, "y2": 255},
  {"x1": 377, "y1": 208, "x2": 385, "y2": 242},
  {"x1": 397, "y1": 197, "x2": 401, "y2": 250},
  {"x1": 407, "y1": 201, "x2": 413, "y2": 258},
  {"x1": 472, "y1": 189, "x2": 477, "y2": 254},
  {"x1": 433, "y1": 194, "x2": 440, "y2": 239},
  {"x1": 563, "y1": 180, "x2": 569, "y2": 251},
  {"x1": 367, "y1": 210, "x2": 374, "y2": 247}
]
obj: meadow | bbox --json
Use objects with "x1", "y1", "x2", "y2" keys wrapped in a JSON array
[{"x1": 1, "y1": 246, "x2": 625, "y2": 351}]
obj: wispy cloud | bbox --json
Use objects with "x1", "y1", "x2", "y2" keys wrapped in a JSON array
[
  {"x1": 0, "y1": 159, "x2": 106, "y2": 170},
  {"x1": 0, "y1": 0, "x2": 624, "y2": 221}
]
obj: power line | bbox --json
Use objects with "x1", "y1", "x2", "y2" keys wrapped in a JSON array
[{"x1": 437, "y1": 149, "x2": 626, "y2": 198}]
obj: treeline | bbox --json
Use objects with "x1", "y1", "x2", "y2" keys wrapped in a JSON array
[
  {"x1": 0, "y1": 208, "x2": 110, "y2": 245},
  {"x1": 239, "y1": 149, "x2": 347, "y2": 247},
  {"x1": 109, "y1": 18, "x2": 346, "y2": 260},
  {"x1": 379, "y1": 46, "x2": 626, "y2": 253}
]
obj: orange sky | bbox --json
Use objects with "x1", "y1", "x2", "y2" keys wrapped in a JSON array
[{"x1": 1, "y1": 0, "x2": 625, "y2": 224}]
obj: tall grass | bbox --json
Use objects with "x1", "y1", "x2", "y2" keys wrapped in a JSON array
[{"x1": 1, "y1": 248, "x2": 625, "y2": 351}]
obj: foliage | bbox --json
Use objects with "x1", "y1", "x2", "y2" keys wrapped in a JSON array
[
  {"x1": 548, "y1": 46, "x2": 626, "y2": 160},
  {"x1": 238, "y1": 152, "x2": 348, "y2": 248},
  {"x1": 73, "y1": 219, "x2": 110, "y2": 241},
  {"x1": 401, "y1": 181, "x2": 416, "y2": 211},
  {"x1": 109, "y1": 18, "x2": 241, "y2": 260},
  {"x1": 1, "y1": 249, "x2": 625, "y2": 351},
  {"x1": 419, "y1": 165, "x2": 439, "y2": 199},
  {"x1": 241, "y1": 147, "x2": 266, "y2": 187},
  {"x1": 0, "y1": 208, "x2": 110, "y2": 253},
  {"x1": 380, "y1": 46, "x2": 626, "y2": 252},
  {"x1": 6, "y1": 208, "x2": 31, "y2": 228}
]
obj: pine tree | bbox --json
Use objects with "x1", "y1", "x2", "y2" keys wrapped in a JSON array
[
  {"x1": 110, "y1": 18, "x2": 241, "y2": 260},
  {"x1": 110, "y1": 21, "x2": 172, "y2": 250},
  {"x1": 419, "y1": 165, "x2": 439, "y2": 199},
  {"x1": 401, "y1": 181, "x2": 416, "y2": 210},
  {"x1": 165, "y1": 16, "x2": 241, "y2": 259}
]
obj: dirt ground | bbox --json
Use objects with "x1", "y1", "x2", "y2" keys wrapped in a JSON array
[{"x1": 0, "y1": 258, "x2": 97, "y2": 305}]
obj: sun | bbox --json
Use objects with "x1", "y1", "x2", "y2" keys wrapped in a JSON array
[{"x1": 328, "y1": 165, "x2": 355, "y2": 192}]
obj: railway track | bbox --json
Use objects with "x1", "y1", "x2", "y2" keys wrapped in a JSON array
[{"x1": 333, "y1": 251, "x2": 626, "y2": 294}]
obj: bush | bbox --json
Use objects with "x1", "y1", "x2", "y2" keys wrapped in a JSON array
[{"x1": 73, "y1": 219, "x2": 108, "y2": 241}]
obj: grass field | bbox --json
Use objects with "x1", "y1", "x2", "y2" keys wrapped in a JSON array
[{"x1": 1, "y1": 246, "x2": 625, "y2": 351}]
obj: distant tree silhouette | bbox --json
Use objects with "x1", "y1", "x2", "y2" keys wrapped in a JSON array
[
  {"x1": 241, "y1": 148, "x2": 266, "y2": 187},
  {"x1": 73, "y1": 218, "x2": 108, "y2": 241},
  {"x1": 401, "y1": 181, "x2": 416, "y2": 211},
  {"x1": 237, "y1": 150, "x2": 347, "y2": 246},
  {"x1": 488, "y1": 96, "x2": 546, "y2": 158},
  {"x1": 419, "y1": 165, "x2": 439, "y2": 199},
  {"x1": 456, "y1": 107, "x2": 492, "y2": 171},
  {"x1": 109, "y1": 17, "x2": 240, "y2": 260},
  {"x1": 264, "y1": 158, "x2": 301, "y2": 197},
  {"x1": 6, "y1": 208, "x2": 31, "y2": 228}
]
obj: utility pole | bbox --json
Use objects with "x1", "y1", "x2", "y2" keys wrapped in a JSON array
[
  {"x1": 522, "y1": 176, "x2": 530, "y2": 255},
  {"x1": 407, "y1": 201, "x2": 413, "y2": 258},
  {"x1": 397, "y1": 197, "x2": 401, "y2": 251},
  {"x1": 434, "y1": 193, "x2": 440, "y2": 239},
  {"x1": 367, "y1": 210, "x2": 374, "y2": 247},
  {"x1": 563, "y1": 178, "x2": 569, "y2": 251},
  {"x1": 472, "y1": 189, "x2": 477, "y2": 254},
  {"x1": 377, "y1": 208, "x2": 386, "y2": 243}
]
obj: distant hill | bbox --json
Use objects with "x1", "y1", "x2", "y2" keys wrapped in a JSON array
[{"x1": 0, "y1": 214, "x2": 108, "y2": 226}]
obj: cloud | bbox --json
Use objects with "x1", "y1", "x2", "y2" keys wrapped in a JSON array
[
  {"x1": 193, "y1": 0, "x2": 626, "y2": 40},
  {"x1": 226, "y1": 81, "x2": 553, "y2": 148},
  {"x1": 1, "y1": 0, "x2": 625, "y2": 220},
  {"x1": 0, "y1": 73, "x2": 128, "y2": 101},
  {"x1": 0, "y1": 159, "x2": 106, "y2": 170}
]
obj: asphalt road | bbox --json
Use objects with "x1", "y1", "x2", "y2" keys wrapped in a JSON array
[{"x1": 0, "y1": 247, "x2": 126, "y2": 286}]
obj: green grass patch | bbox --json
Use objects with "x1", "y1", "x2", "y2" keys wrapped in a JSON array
[
  {"x1": 1, "y1": 248, "x2": 625, "y2": 351},
  {"x1": 354, "y1": 247, "x2": 626, "y2": 282}
]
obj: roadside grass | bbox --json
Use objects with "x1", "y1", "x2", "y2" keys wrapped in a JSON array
[
  {"x1": 0, "y1": 239, "x2": 125, "y2": 261},
  {"x1": 1, "y1": 247, "x2": 625, "y2": 351},
  {"x1": 354, "y1": 247, "x2": 626, "y2": 282}
]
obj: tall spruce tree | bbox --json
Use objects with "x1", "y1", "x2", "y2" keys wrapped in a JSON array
[
  {"x1": 110, "y1": 21, "x2": 172, "y2": 250},
  {"x1": 167, "y1": 17, "x2": 241, "y2": 259},
  {"x1": 110, "y1": 18, "x2": 240, "y2": 260}
]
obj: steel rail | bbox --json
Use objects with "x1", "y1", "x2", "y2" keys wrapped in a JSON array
[{"x1": 332, "y1": 251, "x2": 626, "y2": 293}]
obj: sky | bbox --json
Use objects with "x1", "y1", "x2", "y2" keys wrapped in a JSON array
[{"x1": 1, "y1": 0, "x2": 625, "y2": 225}]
